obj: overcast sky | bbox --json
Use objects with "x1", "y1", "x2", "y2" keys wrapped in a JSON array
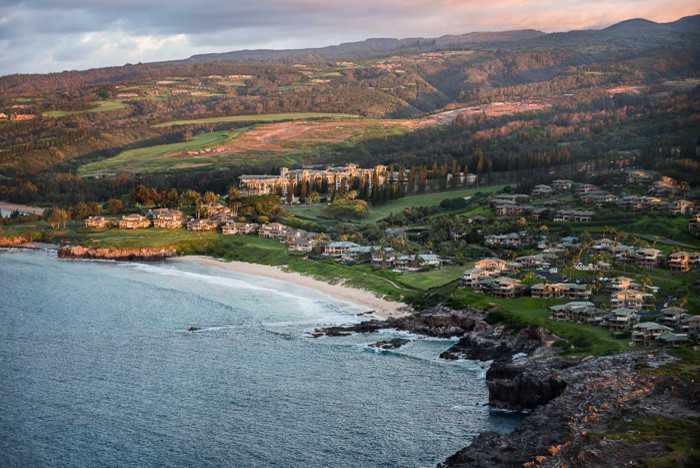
[{"x1": 1, "y1": 0, "x2": 697, "y2": 76}]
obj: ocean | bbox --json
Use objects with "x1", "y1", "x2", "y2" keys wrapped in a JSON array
[{"x1": 0, "y1": 248, "x2": 523, "y2": 467}]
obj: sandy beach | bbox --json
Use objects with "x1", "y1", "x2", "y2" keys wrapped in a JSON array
[
  {"x1": 178, "y1": 255, "x2": 411, "y2": 320},
  {"x1": 0, "y1": 201, "x2": 45, "y2": 216}
]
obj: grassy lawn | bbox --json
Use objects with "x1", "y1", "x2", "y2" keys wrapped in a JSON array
[
  {"x1": 44, "y1": 100, "x2": 129, "y2": 117},
  {"x1": 153, "y1": 112, "x2": 359, "y2": 127},
  {"x1": 449, "y1": 291, "x2": 632, "y2": 355},
  {"x1": 570, "y1": 215, "x2": 700, "y2": 246},
  {"x1": 288, "y1": 185, "x2": 507, "y2": 224},
  {"x1": 399, "y1": 264, "x2": 468, "y2": 290},
  {"x1": 78, "y1": 130, "x2": 238, "y2": 176}
]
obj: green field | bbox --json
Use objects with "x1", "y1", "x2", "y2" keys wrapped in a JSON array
[
  {"x1": 78, "y1": 130, "x2": 240, "y2": 176},
  {"x1": 153, "y1": 112, "x2": 360, "y2": 127},
  {"x1": 289, "y1": 185, "x2": 506, "y2": 224},
  {"x1": 44, "y1": 100, "x2": 129, "y2": 118}
]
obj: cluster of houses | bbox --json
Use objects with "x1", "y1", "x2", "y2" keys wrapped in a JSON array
[
  {"x1": 547, "y1": 301, "x2": 698, "y2": 347},
  {"x1": 85, "y1": 205, "x2": 230, "y2": 232}
]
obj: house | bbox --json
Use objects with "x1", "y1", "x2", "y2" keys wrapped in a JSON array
[
  {"x1": 202, "y1": 202, "x2": 229, "y2": 217},
  {"x1": 668, "y1": 251, "x2": 700, "y2": 272},
  {"x1": 323, "y1": 241, "x2": 360, "y2": 257},
  {"x1": 289, "y1": 238, "x2": 313, "y2": 253},
  {"x1": 609, "y1": 276, "x2": 637, "y2": 292},
  {"x1": 689, "y1": 214, "x2": 700, "y2": 231},
  {"x1": 484, "y1": 232, "x2": 521, "y2": 247},
  {"x1": 685, "y1": 316, "x2": 700, "y2": 337},
  {"x1": 627, "y1": 172, "x2": 651, "y2": 184},
  {"x1": 187, "y1": 219, "x2": 216, "y2": 231},
  {"x1": 474, "y1": 258, "x2": 510, "y2": 272},
  {"x1": 593, "y1": 238, "x2": 615, "y2": 251},
  {"x1": 118, "y1": 214, "x2": 150, "y2": 229},
  {"x1": 575, "y1": 183, "x2": 597, "y2": 195},
  {"x1": 341, "y1": 245, "x2": 374, "y2": 263},
  {"x1": 610, "y1": 289, "x2": 645, "y2": 310},
  {"x1": 85, "y1": 216, "x2": 111, "y2": 229},
  {"x1": 617, "y1": 195, "x2": 643, "y2": 211},
  {"x1": 548, "y1": 302, "x2": 595, "y2": 322},
  {"x1": 552, "y1": 179, "x2": 574, "y2": 191},
  {"x1": 632, "y1": 322, "x2": 675, "y2": 347},
  {"x1": 650, "y1": 177, "x2": 677, "y2": 196},
  {"x1": 530, "y1": 283, "x2": 590, "y2": 300},
  {"x1": 635, "y1": 248, "x2": 661, "y2": 268},
  {"x1": 658, "y1": 307, "x2": 688, "y2": 329},
  {"x1": 531, "y1": 184, "x2": 553, "y2": 196},
  {"x1": 476, "y1": 276, "x2": 522, "y2": 298},
  {"x1": 515, "y1": 254, "x2": 546, "y2": 269},
  {"x1": 557, "y1": 236, "x2": 580, "y2": 248},
  {"x1": 669, "y1": 200, "x2": 694, "y2": 215},
  {"x1": 258, "y1": 222, "x2": 289, "y2": 239},
  {"x1": 150, "y1": 209, "x2": 185, "y2": 229},
  {"x1": 462, "y1": 268, "x2": 499, "y2": 288},
  {"x1": 222, "y1": 222, "x2": 259, "y2": 235},
  {"x1": 605, "y1": 308, "x2": 640, "y2": 332},
  {"x1": 553, "y1": 210, "x2": 594, "y2": 222},
  {"x1": 657, "y1": 333, "x2": 692, "y2": 346}
]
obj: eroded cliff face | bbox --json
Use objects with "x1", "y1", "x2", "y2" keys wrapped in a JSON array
[
  {"x1": 57, "y1": 245, "x2": 177, "y2": 261},
  {"x1": 442, "y1": 352, "x2": 700, "y2": 467},
  {"x1": 0, "y1": 236, "x2": 31, "y2": 247}
]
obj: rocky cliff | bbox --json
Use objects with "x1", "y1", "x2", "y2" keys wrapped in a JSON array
[
  {"x1": 57, "y1": 245, "x2": 177, "y2": 261},
  {"x1": 0, "y1": 236, "x2": 32, "y2": 247},
  {"x1": 315, "y1": 307, "x2": 548, "y2": 361},
  {"x1": 442, "y1": 352, "x2": 700, "y2": 467}
]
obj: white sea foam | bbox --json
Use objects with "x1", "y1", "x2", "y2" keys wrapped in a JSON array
[{"x1": 125, "y1": 261, "x2": 364, "y2": 324}]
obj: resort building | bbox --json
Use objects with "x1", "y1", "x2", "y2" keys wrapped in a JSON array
[
  {"x1": 605, "y1": 308, "x2": 640, "y2": 332},
  {"x1": 85, "y1": 216, "x2": 111, "y2": 229},
  {"x1": 149, "y1": 209, "x2": 185, "y2": 229},
  {"x1": 610, "y1": 289, "x2": 645, "y2": 310},
  {"x1": 668, "y1": 251, "x2": 700, "y2": 272},
  {"x1": 530, "y1": 283, "x2": 590, "y2": 300},
  {"x1": 186, "y1": 219, "x2": 217, "y2": 231},
  {"x1": 476, "y1": 276, "x2": 522, "y2": 298},
  {"x1": 119, "y1": 214, "x2": 150, "y2": 229},
  {"x1": 323, "y1": 241, "x2": 361, "y2": 257},
  {"x1": 632, "y1": 322, "x2": 674, "y2": 347},
  {"x1": 257, "y1": 222, "x2": 289, "y2": 239},
  {"x1": 239, "y1": 164, "x2": 387, "y2": 196},
  {"x1": 222, "y1": 222, "x2": 259, "y2": 235}
]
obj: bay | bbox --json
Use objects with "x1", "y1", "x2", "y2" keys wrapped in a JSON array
[{"x1": 0, "y1": 249, "x2": 523, "y2": 467}]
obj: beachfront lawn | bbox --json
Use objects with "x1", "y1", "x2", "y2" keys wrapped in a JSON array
[{"x1": 399, "y1": 264, "x2": 468, "y2": 290}]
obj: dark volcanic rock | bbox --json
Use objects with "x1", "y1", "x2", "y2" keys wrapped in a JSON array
[
  {"x1": 486, "y1": 357, "x2": 577, "y2": 411},
  {"x1": 440, "y1": 325, "x2": 548, "y2": 362},
  {"x1": 369, "y1": 338, "x2": 410, "y2": 350},
  {"x1": 441, "y1": 352, "x2": 700, "y2": 467}
]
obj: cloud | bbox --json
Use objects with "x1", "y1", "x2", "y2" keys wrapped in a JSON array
[{"x1": 0, "y1": 0, "x2": 697, "y2": 75}]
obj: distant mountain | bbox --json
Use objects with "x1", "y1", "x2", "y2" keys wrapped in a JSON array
[
  {"x1": 178, "y1": 30, "x2": 546, "y2": 64},
  {"x1": 177, "y1": 15, "x2": 699, "y2": 65}
]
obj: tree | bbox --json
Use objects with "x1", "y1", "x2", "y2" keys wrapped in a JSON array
[
  {"x1": 227, "y1": 186, "x2": 242, "y2": 203},
  {"x1": 107, "y1": 198, "x2": 123, "y2": 214},
  {"x1": 46, "y1": 206, "x2": 69, "y2": 229},
  {"x1": 323, "y1": 197, "x2": 368, "y2": 221}
]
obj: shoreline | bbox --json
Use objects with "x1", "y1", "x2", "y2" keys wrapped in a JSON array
[
  {"x1": 177, "y1": 255, "x2": 411, "y2": 320},
  {"x1": 0, "y1": 201, "x2": 45, "y2": 216}
]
